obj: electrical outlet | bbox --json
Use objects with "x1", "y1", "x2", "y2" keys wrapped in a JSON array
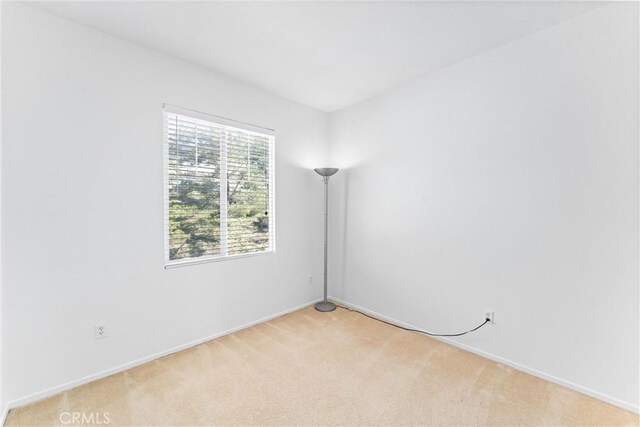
[
  {"x1": 95, "y1": 323, "x2": 108, "y2": 339},
  {"x1": 483, "y1": 310, "x2": 494, "y2": 324},
  {"x1": 308, "y1": 275, "x2": 313, "y2": 285}
]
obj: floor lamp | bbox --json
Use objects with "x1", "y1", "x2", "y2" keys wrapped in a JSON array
[{"x1": 314, "y1": 167, "x2": 339, "y2": 312}]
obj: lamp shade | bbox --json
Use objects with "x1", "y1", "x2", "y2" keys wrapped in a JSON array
[{"x1": 314, "y1": 168, "x2": 339, "y2": 177}]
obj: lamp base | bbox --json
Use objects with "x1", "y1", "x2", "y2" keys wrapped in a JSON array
[{"x1": 315, "y1": 301, "x2": 337, "y2": 312}]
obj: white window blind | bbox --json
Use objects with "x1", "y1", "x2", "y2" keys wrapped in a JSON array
[{"x1": 163, "y1": 105, "x2": 275, "y2": 267}]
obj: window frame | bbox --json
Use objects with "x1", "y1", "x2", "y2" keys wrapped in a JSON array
[{"x1": 163, "y1": 104, "x2": 276, "y2": 269}]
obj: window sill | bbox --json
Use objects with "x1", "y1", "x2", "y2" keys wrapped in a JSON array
[{"x1": 164, "y1": 250, "x2": 275, "y2": 269}]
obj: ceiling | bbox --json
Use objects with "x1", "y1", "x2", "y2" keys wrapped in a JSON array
[{"x1": 28, "y1": 1, "x2": 602, "y2": 112}]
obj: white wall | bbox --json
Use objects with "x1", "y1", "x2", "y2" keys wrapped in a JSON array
[
  {"x1": 328, "y1": 3, "x2": 639, "y2": 411},
  {"x1": 0, "y1": 0, "x2": 4, "y2": 419},
  {"x1": 1, "y1": 3, "x2": 327, "y2": 403}
]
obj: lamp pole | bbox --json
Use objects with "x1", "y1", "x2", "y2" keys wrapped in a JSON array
[{"x1": 314, "y1": 168, "x2": 338, "y2": 312}]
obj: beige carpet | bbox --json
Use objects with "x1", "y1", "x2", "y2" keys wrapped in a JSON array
[{"x1": 6, "y1": 305, "x2": 639, "y2": 426}]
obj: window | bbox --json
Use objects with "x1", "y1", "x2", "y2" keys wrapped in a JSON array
[{"x1": 163, "y1": 105, "x2": 275, "y2": 267}]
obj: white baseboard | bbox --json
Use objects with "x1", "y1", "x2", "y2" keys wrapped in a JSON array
[
  {"x1": 330, "y1": 297, "x2": 640, "y2": 414},
  {"x1": 6, "y1": 299, "x2": 321, "y2": 413},
  {"x1": 1, "y1": 403, "x2": 9, "y2": 427},
  {"x1": 6, "y1": 297, "x2": 637, "y2": 419}
]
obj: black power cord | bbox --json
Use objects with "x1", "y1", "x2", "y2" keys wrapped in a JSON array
[{"x1": 336, "y1": 305, "x2": 490, "y2": 337}]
